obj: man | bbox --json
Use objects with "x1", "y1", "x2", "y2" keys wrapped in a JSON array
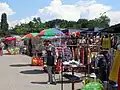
[{"x1": 46, "y1": 51, "x2": 55, "y2": 84}]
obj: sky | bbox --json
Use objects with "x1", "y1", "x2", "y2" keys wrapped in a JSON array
[{"x1": 0, "y1": 0, "x2": 120, "y2": 28}]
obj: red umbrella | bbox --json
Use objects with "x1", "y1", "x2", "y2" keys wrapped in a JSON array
[
  {"x1": 22, "y1": 33, "x2": 38, "y2": 40},
  {"x1": 4, "y1": 37, "x2": 16, "y2": 41}
]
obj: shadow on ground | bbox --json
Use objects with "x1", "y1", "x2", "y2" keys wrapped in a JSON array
[
  {"x1": 31, "y1": 82, "x2": 48, "y2": 84},
  {"x1": 20, "y1": 69, "x2": 45, "y2": 74},
  {"x1": 10, "y1": 64, "x2": 31, "y2": 67},
  {"x1": 31, "y1": 82, "x2": 56, "y2": 85}
]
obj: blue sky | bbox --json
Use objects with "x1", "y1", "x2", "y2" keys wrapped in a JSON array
[
  {"x1": 0, "y1": 0, "x2": 51, "y2": 20},
  {"x1": 0, "y1": 0, "x2": 120, "y2": 27}
]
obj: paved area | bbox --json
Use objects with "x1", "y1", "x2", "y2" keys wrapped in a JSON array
[{"x1": 0, "y1": 53, "x2": 83, "y2": 90}]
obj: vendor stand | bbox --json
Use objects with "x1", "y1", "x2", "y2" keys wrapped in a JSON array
[
  {"x1": 22, "y1": 33, "x2": 44, "y2": 66},
  {"x1": 3, "y1": 36, "x2": 20, "y2": 55}
]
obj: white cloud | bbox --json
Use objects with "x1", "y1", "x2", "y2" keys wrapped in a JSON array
[
  {"x1": 8, "y1": 0, "x2": 120, "y2": 27},
  {"x1": 0, "y1": 2, "x2": 15, "y2": 16},
  {"x1": 37, "y1": 0, "x2": 112, "y2": 23},
  {"x1": 0, "y1": 2, "x2": 15, "y2": 28},
  {"x1": 8, "y1": 20, "x2": 18, "y2": 28},
  {"x1": 9, "y1": 15, "x2": 39, "y2": 28},
  {"x1": 106, "y1": 11, "x2": 120, "y2": 25}
]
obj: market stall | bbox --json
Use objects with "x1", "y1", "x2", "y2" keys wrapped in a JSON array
[{"x1": 3, "y1": 36, "x2": 20, "y2": 55}]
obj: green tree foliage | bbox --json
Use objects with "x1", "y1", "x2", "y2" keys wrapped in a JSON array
[
  {"x1": 44, "y1": 15, "x2": 110, "y2": 29},
  {"x1": 10, "y1": 17, "x2": 45, "y2": 35},
  {"x1": 77, "y1": 19, "x2": 88, "y2": 28},
  {"x1": 11, "y1": 15, "x2": 110, "y2": 35},
  {"x1": 87, "y1": 15, "x2": 110, "y2": 28},
  {"x1": 0, "y1": 13, "x2": 9, "y2": 36}
]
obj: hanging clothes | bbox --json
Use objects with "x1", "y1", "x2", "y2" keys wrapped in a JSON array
[
  {"x1": 55, "y1": 47, "x2": 62, "y2": 58},
  {"x1": 112, "y1": 36, "x2": 117, "y2": 48},
  {"x1": 84, "y1": 47, "x2": 88, "y2": 65},
  {"x1": 97, "y1": 54, "x2": 108, "y2": 82},
  {"x1": 118, "y1": 67, "x2": 120, "y2": 90},
  {"x1": 89, "y1": 52, "x2": 98, "y2": 64},
  {"x1": 80, "y1": 47, "x2": 84, "y2": 65},
  {"x1": 64, "y1": 47, "x2": 72, "y2": 61},
  {"x1": 109, "y1": 48, "x2": 115, "y2": 71},
  {"x1": 109, "y1": 50, "x2": 120, "y2": 82},
  {"x1": 74, "y1": 47, "x2": 78, "y2": 60},
  {"x1": 101, "y1": 37, "x2": 111, "y2": 49}
]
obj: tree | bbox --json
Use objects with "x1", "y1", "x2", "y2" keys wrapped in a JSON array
[
  {"x1": 99, "y1": 15, "x2": 110, "y2": 28},
  {"x1": 87, "y1": 15, "x2": 110, "y2": 28},
  {"x1": 28, "y1": 21, "x2": 34, "y2": 33},
  {"x1": 87, "y1": 20, "x2": 97, "y2": 28},
  {"x1": 12, "y1": 15, "x2": 110, "y2": 34},
  {"x1": 77, "y1": 19, "x2": 88, "y2": 28},
  {"x1": 16, "y1": 28, "x2": 24, "y2": 35},
  {"x1": 0, "y1": 13, "x2": 9, "y2": 36},
  {"x1": 37, "y1": 17, "x2": 41, "y2": 24}
]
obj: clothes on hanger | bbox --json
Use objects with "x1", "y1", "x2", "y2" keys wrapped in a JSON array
[
  {"x1": 80, "y1": 47, "x2": 84, "y2": 65},
  {"x1": 97, "y1": 54, "x2": 108, "y2": 82},
  {"x1": 101, "y1": 37, "x2": 111, "y2": 49},
  {"x1": 55, "y1": 47, "x2": 72, "y2": 62},
  {"x1": 84, "y1": 47, "x2": 88, "y2": 65},
  {"x1": 118, "y1": 67, "x2": 120, "y2": 90},
  {"x1": 109, "y1": 49, "x2": 120, "y2": 82}
]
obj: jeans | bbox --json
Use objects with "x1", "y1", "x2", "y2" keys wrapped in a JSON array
[{"x1": 47, "y1": 66, "x2": 53, "y2": 83}]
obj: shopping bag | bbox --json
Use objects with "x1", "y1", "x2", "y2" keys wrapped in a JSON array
[
  {"x1": 55, "y1": 59, "x2": 62, "y2": 73},
  {"x1": 31, "y1": 57, "x2": 38, "y2": 66},
  {"x1": 31, "y1": 57, "x2": 44, "y2": 66},
  {"x1": 37, "y1": 57, "x2": 44, "y2": 66}
]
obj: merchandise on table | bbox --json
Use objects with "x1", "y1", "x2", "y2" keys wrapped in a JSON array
[{"x1": 7, "y1": 47, "x2": 19, "y2": 55}]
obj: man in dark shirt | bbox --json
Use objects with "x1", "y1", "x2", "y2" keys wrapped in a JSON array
[{"x1": 46, "y1": 51, "x2": 55, "y2": 84}]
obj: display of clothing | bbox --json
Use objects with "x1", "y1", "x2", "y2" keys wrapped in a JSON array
[
  {"x1": 64, "y1": 47, "x2": 72, "y2": 61},
  {"x1": 109, "y1": 50, "x2": 120, "y2": 82},
  {"x1": 88, "y1": 50, "x2": 98, "y2": 64},
  {"x1": 72, "y1": 47, "x2": 75, "y2": 58},
  {"x1": 118, "y1": 67, "x2": 120, "y2": 90},
  {"x1": 55, "y1": 47, "x2": 63, "y2": 58},
  {"x1": 84, "y1": 48, "x2": 88, "y2": 65},
  {"x1": 74, "y1": 48, "x2": 79, "y2": 60},
  {"x1": 55, "y1": 47, "x2": 72, "y2": 62},
  {"x1": 102, "y1": 37, "x2": 111, "y2": 49},
  {"x1": 109, "y1": 48, "x2": 115, "y2": 71},
  {"x1": 97, "y1": 54, "x2": 108, "y2": 82},
  {"x1": 80, "y1": 47, "x2": 84, "y2": 65}
]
